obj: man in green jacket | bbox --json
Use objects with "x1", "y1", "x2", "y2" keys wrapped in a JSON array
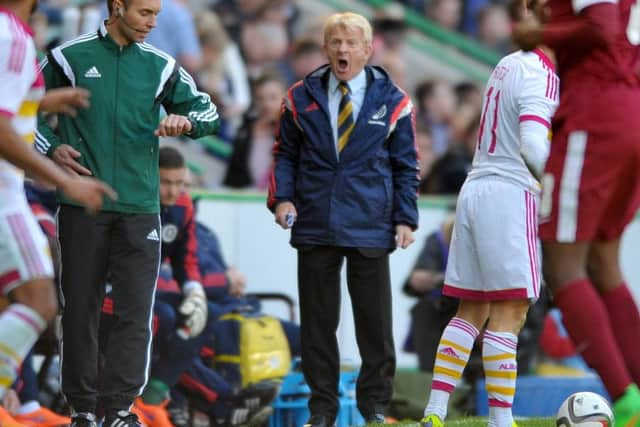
[{"x1": 35, "y1": 0, "x2": 219, "y2": 425}]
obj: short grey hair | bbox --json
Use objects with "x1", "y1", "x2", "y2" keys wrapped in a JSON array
[{"x1": 323, "y1": 12, "x2": 373, "y2": 46}]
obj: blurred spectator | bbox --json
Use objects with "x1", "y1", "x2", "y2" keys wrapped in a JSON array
[
  {"x1": 57, "y1": 0, "x2": 102, "y2": 43},
  {"x1": 421, "y1": 114, "x2": 479, "y2": 194},
  {"x1": 476, "y1": 4, "x2": 512, "y2": 53},
  {"x1": 297, "y1": 14, "x2": 328, "y2": 46},
  {"x1": 450, "y1": 81, "x2": 482, "y2": 142},
  {"x1": 213, "y1": 0, "x2": 298, "y2": 46},
  {"x1": 454, "y1": 81, "x2": 482, "y2": 109},
  {"x1": 425, "y1": 0, "x2": 463, "y2": 31},
  {"x1": 370, "y1": 12, "x2": 408, "y2": 64},
  {"x1": 279, "y1": 37, "x2": 326, "y2": 86},
  {"x1": 197, "y1": 11, "x2": 251, "y2": 139},
  {"x1": 415, "y1": 79, "x2": 457, "y2": 156},
  {"x1": 416, "y1": 124, "x2": 435, "y2": 184},
  {"x1": 459, "y1": 0, "x2": 490, "y2": 35},
  {"x1": 381, "y1": 53, "x2": 409, "y2": 91},
  {"x1": 370, "y1": 13, "x2": 410, "y2": 90},
  {"x1": 146, "y1": 0, "x2": 202, "y2": 73},
  {"x1": 30, "y1": 10, "x2": 50, "y2": 51},
  {"x1": 240, "y1": 20, "x2": 289, "y2": 79},
  {"x1": 224, "y1": 71, "x2": 286, "y2": 190},
  {"x1": 402, "y1": 214, "x2": 455, "y2": 372}
]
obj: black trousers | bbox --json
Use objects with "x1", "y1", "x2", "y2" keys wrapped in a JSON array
[
  {"x1": 57, "y1": 205, "x2": 160, "y2": 413},
  {"x1": 297, "y1": 245, "x2": 395, "y2": 421}
]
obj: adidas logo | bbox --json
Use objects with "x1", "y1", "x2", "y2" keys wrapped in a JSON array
[
  {"x1": 84, "y1": 66, "x2": 101, "y2": 78},
  {"x1": 146, "y1": 229, "x2": 160, "y2": 241},
  {"x1": 440, "y1": 347, "x2": 459, "y2": 357}
]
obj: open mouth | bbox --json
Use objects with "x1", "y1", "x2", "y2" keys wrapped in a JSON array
[{"x1": 337, "y1": 59, "x2": 349, "y2": 73}]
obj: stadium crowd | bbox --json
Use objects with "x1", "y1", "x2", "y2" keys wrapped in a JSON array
[
  {"x1": 25, "y1": 0, "x2": 496, "y2": 194},
  {"x1": 2, "y1": 0, "x2": 640, "y2": 426}
]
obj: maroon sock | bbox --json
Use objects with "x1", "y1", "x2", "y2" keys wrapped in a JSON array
[
  {"x1": 554, "y1": 278, "x2": 632, "y2": 399},
  {"x1": 602, "y1": 283, "x2": 640, "y2": 385}
]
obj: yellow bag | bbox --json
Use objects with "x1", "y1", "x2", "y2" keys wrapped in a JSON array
[{"x1": 214, "y1": 312, "x2": 291, "y2": 387}]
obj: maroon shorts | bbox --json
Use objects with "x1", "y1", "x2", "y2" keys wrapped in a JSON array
[{"x1": 539, "y1": 126, "x2": 640, "y2": 242}]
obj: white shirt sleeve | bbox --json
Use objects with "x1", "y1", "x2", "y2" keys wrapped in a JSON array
[
  {"x1": 0, "y1": 28, "x2": 33, "y2": 117},
  {"x1": 520, "y1": 120, "x2": 550, "y2": 180},
  {"x1": 517, "y1": 65, "x2": 557, "y2": 128},
  {"x1": 517, "y1": 63, "x2": 558, "y2": 180}
]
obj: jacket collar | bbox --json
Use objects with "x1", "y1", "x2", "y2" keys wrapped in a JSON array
[
  {"x1": 305, "y1": 64, "x2": 388, "y2": 95},
  {"x1": 98, "y1": 20, "x2": 136, "y2": 51},
  {"x1": 327, "y1": 68, "x2": 367, "y2": 96}
]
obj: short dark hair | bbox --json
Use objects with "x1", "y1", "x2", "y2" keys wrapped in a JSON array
[
  {"x1": 107, "y1": 0, "x2": 129, "y2": 16},
  {"x1": 290, "y1": 38, "x2": 323, "y2": 58},
  {"x1": 159, "y1": 146, "x2": 185, "y2": 169},
  {"x1": 251, "y1": 69, "x2": 286, "y2": 92}
]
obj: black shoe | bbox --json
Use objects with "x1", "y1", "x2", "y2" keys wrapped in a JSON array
[
  {"x1": 70, "y1": 412, "x2": 98, "y2": 427},
  {"x1": 236, "y1": 380, "x2": 280, "y2": 409},
  {"x1": 303, "y1": 414, "x2": 336, "y2": 427},
  {"x1": 364, "y1": 413, "x2": 385, "y2": 424},
  {"x1": 210, "y1": 381, "x2": 280, "y2": 427},
  {"x1": 103, "y1": 410, "x2": 142, "y2": 427}
]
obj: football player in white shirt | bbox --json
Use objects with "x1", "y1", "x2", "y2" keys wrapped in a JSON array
[
  {"x1": 420, "y1": 6, "x2": 558, "y2": 427},
  {"x1": 0, "y1": 0, "x2": 116, "y2": 401}
]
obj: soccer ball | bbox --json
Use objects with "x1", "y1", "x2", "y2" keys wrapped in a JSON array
[{"x1": 556, "y1": 392, "x2": 614, "y2": 427}]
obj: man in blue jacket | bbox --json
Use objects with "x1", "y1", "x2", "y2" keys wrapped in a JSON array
[{"x1": 268, "y1": 11, "x2": 419, "y2": 427}]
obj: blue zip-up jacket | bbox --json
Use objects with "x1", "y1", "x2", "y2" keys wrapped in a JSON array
[{"x1": 268, "y1": 65, "x2": 420, "y2": 249}]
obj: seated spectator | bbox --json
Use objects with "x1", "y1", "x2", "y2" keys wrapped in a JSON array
[
  {"x1": 420, "y1": 114, "x2": 479, "y2": 194},
  {"x1": 450, "y1": 81, "x2": 482, "y2": 143},
  {"x1": 414, "y1": 79, "x2": 457, "y2": 157},
  {"x1": 424, "y1": 0, "x2": 463, "y2": 32},
  {"x1": 370, "y1": 13, "x2": 409, "y2": 89},
  {"x1": 240, "y1": 20, "x2": 289, "y2": 80},
  {"x1": 278, "y1": 37, "x2": 326, "y2": 87},
  {"x1": 416, "y1": 124, "x2": 435, "y2": 187},
  {"x1": 476, "y1": 4, "x2": 512, "y2": 54},
  {"x1": 223, "y1": 71, "x2": 287, "y2": 190},
  {"x1": 146, "y1": 0, "x2": 202, "y2": 73},
  {"x1": 403, "y1": 214, "x2": 456, "y2": 372},
  {"x1": 197, "y1": 11, "x2": 251, "y2": 141}
]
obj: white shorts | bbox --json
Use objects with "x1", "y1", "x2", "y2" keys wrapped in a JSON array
[
  {"x1": 0, "y1": 191, "x2": 54, "y2": 295},
  {"x1": 443, "y1": 177, "x2": 541, "y2": 301}
]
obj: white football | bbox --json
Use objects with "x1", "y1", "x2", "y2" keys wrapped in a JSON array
[{"x1": 556, "y1": 392, "x2": 614, "y2": 427}]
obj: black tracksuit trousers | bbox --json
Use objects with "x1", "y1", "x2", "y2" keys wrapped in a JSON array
[{"x1": 57, "y1": 205, "x2": 160, "y2": 414}]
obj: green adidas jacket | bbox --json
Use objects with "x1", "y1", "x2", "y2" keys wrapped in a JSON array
[{"x1": 36, "y1": 22, "x2": 219, "y2": 214}]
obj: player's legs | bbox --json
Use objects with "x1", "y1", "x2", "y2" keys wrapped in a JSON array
[
  {"x1": 540, "y1": 128, "x2": 640, "y2": 415},
  {"x1": 422, "y1": 299, "x2": 487, "y2": 427},
  {"x1": 589, "y1": 239, "x2": 640, "y2": 385},
  {"x1": 0, "y1": 279, "x2": 54, "y2": 398},
  {"x1": 543, "y1": 241, "x2": 634, "y2": 398},
  {"x1": 0, "y1": 198, "x2": 56, "y2": 399},
  {"x1": 482, "y1": 299, "x2": 530, "y2": 427}
]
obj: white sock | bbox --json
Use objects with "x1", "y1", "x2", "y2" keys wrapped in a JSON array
[
  {"x1": 0, "y1": 304, "x2": 46, "y2": 398},
  {"x1": 489, "y1": 406, "x2": 514, "y2": 427},
  {"x1": 425, "y1": 317, "x2": 479, "y2": 421},
  {"x1": 424, "y1": 389, "x2": 450, "y2": 420},
  {"x1": 483, "y1": 330, "x2": 518, "y2": 427}
]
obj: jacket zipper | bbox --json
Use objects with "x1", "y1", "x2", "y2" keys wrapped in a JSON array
[{"x1": 113, "y1": 47, "x2": 121, "y2": 199}]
